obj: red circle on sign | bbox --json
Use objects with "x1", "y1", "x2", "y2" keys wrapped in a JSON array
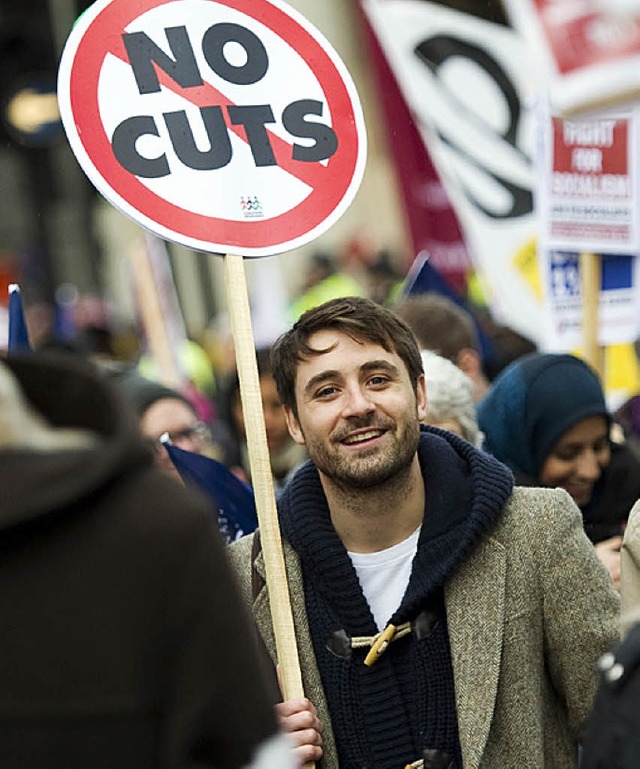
[{"x1": 59, "y1": 0, "x2": 366, "y2": 255}]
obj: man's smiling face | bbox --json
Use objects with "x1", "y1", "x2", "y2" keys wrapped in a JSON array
[{"x1": 284, "y1": 329, "x2": 427, "y2": 490}]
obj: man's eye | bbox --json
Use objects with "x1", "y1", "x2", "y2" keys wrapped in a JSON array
[
  {"x1": 368, "y1": 375, "x2": 389, "y2": 386},
  {"x1": 316, "y1": 386, "x2": 338, "y2": 399}
]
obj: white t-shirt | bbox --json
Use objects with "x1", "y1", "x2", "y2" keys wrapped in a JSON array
[{"x1": 348, "y1": 527, "x2": 421, "y2": 631}]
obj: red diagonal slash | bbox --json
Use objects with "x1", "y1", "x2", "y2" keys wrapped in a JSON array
[{"x1": 107, "y1": 35, "x2": 330, "y2": 190}]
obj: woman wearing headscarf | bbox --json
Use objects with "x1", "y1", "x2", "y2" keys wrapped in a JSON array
[{"x1": 477, "y1": 352, "x2": 640, "y2": 590}]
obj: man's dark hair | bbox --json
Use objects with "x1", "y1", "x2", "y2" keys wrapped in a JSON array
[
  {"x1": 271, "y1": 296, "x2": 424, "y2": 417},
  {"x1": 391, "y1": 294, "x2": 480, "y2": 362}
]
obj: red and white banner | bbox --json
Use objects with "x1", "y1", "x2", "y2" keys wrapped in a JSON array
[
  {"x1": 361, "y1": 0, "x2": 541, "y2": 341},
  {"x1": 539, "y1": 109, "x2": 640, "y2": 252},
  {"x1": 504, "y1": 0, "x2": 640, "y2": 115},
  {"x1": 536, "y1": 105, "x2": 640, "y2": 349}
]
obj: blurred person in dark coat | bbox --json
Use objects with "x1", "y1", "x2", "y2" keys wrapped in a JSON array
[{"x1": 0, "y1": 351, "x2": 293, "y2": 769}]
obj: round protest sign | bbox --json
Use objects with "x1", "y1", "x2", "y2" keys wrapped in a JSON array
[{"x1": 58, "y1": 0, "x2": 367, "y2": 256}]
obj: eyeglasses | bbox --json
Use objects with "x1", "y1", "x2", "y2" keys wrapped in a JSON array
[{"x1": 148, "y1": 421, "x2": 210, "y2": 452}]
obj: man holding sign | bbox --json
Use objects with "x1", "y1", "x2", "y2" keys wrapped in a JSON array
[{"x1": 230, "y1": 297, "x2": 618, "y2": 769}]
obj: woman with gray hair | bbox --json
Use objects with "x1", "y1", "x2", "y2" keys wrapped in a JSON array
[{"x1": 420, "y1": 349, "x2": 483, "y2": 447}]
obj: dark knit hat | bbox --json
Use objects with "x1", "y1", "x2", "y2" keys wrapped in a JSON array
[
  {"x1": 109, "y1": 368, "x2": 194, "y2": 419},
  {"x1": 477, "y1": 352, "x2": 609, "y2": 479}
]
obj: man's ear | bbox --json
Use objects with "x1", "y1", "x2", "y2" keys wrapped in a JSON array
[
  {"x1": 416, "y1": 374, "x2": 428, "y2": 422},
  {"x1": 284, "y1": 405, "x2": 305, "y2": 445}
]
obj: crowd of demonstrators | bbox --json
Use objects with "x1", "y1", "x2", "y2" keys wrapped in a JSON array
[
  {"x1": 477, "y1": 352, "x2": 640, "y2": 591},
  {"x1": 229, "y1": 296, "x2": 619, "y2": 769},
  {"x1": 420, "y1": 349, "x2": 483, "y2": 447},
  {"x1": 288, "y1": 251, "x2": 367, "y2": 323},
  {"x1": 216, "y1": 347, "x2": 308, "y2": 492},
  {"x1": 0, "y1": 350, "x2": 294, "y2": 769},
  {"x1": 13, "y1": 269, "x2": 640, "y2": 767}
]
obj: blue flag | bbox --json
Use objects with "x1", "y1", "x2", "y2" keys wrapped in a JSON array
[
  {"x1": 402, "y1": 253, "x2": 494, "y2": 362},
  {"x1": 163, "y1": 442, "x2": 258, "y2": 543},
  {"x1": 8, "y1": 285, "x2": 32, "y2": 354},
  {"x1": 403, "y1": 252, "x2": 461, "y2": 302}
]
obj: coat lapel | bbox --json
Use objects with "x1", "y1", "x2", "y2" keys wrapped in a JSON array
[{"x1": 445, "y1": 535, "x2": 506, "y2": 769}]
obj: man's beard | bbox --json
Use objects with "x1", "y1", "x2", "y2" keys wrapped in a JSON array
[{"x1": 303, "y1": 417, "x2": 421, "y2": 490}]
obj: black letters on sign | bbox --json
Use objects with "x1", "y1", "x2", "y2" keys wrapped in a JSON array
[
  {"x1": 114, "y1": 22, "x2": 339, "y2": 177},
  {"x1": 111, "y1": 115, "x2": 170, "y2": 177},
  {"x1": 283, "y1": 100, "x2": 338, "y2": 162},
  {"x1": 228, "y1": 105, "x2": 276, "y2": 165},
  {"x1": 123, "y1": 26, "x2": 202, "y2": 94},
  {"x1": 165, "y1": 107, "x2": 232, "y2": 170},
  {"x1": 202, "y1": 23, "x2": 269, "y2": 85},
  {"x1": 414, "y1": 35, "x2": 532, "y2": 220}
]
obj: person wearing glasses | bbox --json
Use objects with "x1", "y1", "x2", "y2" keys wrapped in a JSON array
[{"x1": 116, "y1": 373, "x2": 215, "y2": 480}]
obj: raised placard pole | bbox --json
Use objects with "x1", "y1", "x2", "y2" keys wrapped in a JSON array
[
  {"x1": 223, "y1": 252, "x2": 305, "y2": 705},
  {"x1": 580, "y1": 251, "x2": 604, "y2": 379},
  {"x1": 129, "y1": 236, "x2": 183, "y2": 390}
]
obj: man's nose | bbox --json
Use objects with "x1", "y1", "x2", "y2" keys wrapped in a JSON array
[{"x1": 341, "y1": 386, "x2": 375, "y2": 418}]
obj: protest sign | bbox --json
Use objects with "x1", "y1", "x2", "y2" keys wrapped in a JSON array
[
  {"x1": 538, "y1": 110, "x2": 640, "y2": 253},
  {"x1": 537, "y1": 106, "x2": 640, "y2": 358},
  {"x1": 58, "y1": 0, "x2": 366, "y2": 256}
]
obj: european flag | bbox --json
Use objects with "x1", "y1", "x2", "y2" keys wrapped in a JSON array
[
  {"x1": 163, "y1": 441, "x2": 258, "y2": 543},
  {"x1": 8, "y1": 285, "x2": 32, "y2": 353}
]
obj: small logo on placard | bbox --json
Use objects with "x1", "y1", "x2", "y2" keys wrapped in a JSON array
[{"x1": 240, "y1": 195, "x2": 264, "y2": 219}]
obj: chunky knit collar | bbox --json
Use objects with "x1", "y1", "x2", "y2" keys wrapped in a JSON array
[{"x1": 278, "y1": 427, "x2": 514, "y2": 635}]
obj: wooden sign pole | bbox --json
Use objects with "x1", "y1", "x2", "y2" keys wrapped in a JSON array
[
  {"x1": 223, "y1": 252, "x2": 306, "y2": 704},
  {"x1": 580, "y1": 251, "x2": 604, "y2": 379}
]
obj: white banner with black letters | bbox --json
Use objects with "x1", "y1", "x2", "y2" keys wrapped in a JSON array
[{"x1": 361, "y1": 0, "x2": 543, "y2": 342}]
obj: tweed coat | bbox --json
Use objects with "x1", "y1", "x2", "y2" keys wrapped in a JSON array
[{"x1": 229, "y1": 485, "x2": 620, "y2": 769}]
